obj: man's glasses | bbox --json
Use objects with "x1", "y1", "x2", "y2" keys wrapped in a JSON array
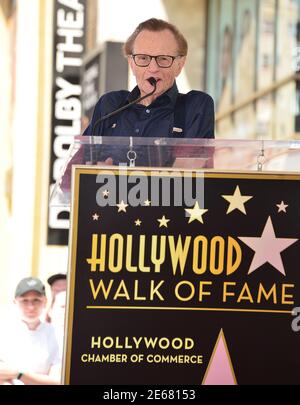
[{"x1": 131, "y1": 54, "x2": 182, "y2": 68}]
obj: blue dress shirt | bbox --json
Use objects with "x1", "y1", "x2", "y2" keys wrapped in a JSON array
[{"x1": 83, "y1": 82, "x2": 215, "y2": 138}]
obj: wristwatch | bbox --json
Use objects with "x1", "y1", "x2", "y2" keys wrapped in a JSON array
[{"x1": 17, "y1": 372, "x2": 23, "y2": 380}]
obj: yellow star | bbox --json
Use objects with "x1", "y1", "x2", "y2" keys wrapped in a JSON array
[
  {"x1": 157, "y1": 215, "x2": 170, "y2": 228},
  {"x1": 144, "y1": 199, "x2": 151, "y2": 206},
  {"x1": 135, "y1": 219, "x2": 142, "y2": 226},
  {"x1": 222, "y1": 185, "x2": 253, "y2": 214},
  {"x1": 276, "y1": 201, "x2": 288, "y2": 213},
  {"x1": 102, "y1": 189, "x2": 109, "y2": 197},
  {"x1": 185, "y1": 202, "x2": 208, "y2": 224},
  {"x1": 116, "y1": 200, "x2": 128, "y2": 212},
  {"x1": 92, "y1": 213, "x2": 100, "y2": 221}
]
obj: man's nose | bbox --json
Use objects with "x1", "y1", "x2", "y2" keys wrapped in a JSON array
[{"x1": 148, "y1": 57, "x2": 160, "y2": 70}]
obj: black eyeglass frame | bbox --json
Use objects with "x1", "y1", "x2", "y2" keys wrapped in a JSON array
[{"x1": 131, "y1": 54, "x2": 183, "y2": 68}]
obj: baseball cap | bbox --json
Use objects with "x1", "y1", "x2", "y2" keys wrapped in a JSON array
[
  {"x1": 15, "y1": 277, "x2": 46, "y2": 298},
  {"x1": 47, "y1": 272, "x2": 67, "y2": 286}
]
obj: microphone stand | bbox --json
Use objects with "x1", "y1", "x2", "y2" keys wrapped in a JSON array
[
  {"x1": 91, "y1": 78, "x2": 157, "y2": 135},
  {"x1": 89, "y1": 78, "x2": 157, "y2": 164}
]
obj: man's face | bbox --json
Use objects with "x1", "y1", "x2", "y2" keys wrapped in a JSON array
[
  {"x1": 49, "y1": 290, "x2": 66, "y2": 328},
  {"x1": 51, "y1": 278, "x2": 67, "y2": 297},
  {"x1": 129, "y1": 29, "x2": 186, "y2": 98},
  {"x1": 15, "y1": 291, "x2": 46, "y2": 323}
]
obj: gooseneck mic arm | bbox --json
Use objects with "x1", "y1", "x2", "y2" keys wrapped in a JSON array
[{"x1": 91, "y1": 77, "x2": 157, "y2": 135}]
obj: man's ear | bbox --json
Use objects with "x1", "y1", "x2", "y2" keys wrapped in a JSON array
[
  {"x1": 175, "y1": 56, "x2": 186, "y2": 77},
  {"x1": 42, "y1": 295, "x2": 47, "y2": 307},
  {"x1": 128, "y1": 56, "x2": 136, "y2": 77}
]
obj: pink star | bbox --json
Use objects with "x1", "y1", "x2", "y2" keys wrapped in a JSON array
[{"x1": 238, "y1": 216, "x2": 298, "y2": 275}]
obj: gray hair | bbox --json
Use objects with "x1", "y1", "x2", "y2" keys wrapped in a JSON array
[{"x1": 123, "y1": 18, "x2": 188, "y2": 56}]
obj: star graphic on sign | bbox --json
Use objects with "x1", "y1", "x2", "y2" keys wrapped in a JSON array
[
  {"x1": 135, "y1": 219, "x2": 142, "y2": 226},
  {"x1": 102, "y1": 189, "x2": 109, "y2": 197},
  {"x1": 276, "y1": 201, "x2": 288, "y2": 213},
  {"x1": 157, "y1": 215, "x2": 170, "y2": 228},
  {"x1": 238, "y1": 216, "x2": 298, "y2": 275},
  {"x1": 116, "y1": 200, "x2": 128, "y2": 212},
  {"x1": 92, "y1": 213, "x2": 100, "y2": 221},
  {"x1": 144, "y1": 199, "x2": 151, "y2": 206},
  {"x1": 222, "y1": 185, "x2": 253, "y2": 214},
  {"x1": 185, "y1": 202, "x2": 208, "y2": 224}
]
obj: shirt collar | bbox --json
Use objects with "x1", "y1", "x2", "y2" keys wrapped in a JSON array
[{"x1": 127, "y1": 81, "x2": 179, "y2": 107}]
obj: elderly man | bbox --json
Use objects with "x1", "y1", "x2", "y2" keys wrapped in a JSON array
[{"x1": 84, "y1": 18, "x2": 215, "y2": 140}]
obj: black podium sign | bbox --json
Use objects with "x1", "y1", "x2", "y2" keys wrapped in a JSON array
[{"x1": 64, "y1": 167, "x2": 300, "y2": 384}]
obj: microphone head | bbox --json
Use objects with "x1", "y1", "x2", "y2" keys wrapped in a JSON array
[{"x1": 148, "y1": 77, "x2": 157, "y2": 87}]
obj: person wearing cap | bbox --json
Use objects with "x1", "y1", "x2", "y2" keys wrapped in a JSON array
[
  {"x1": 0, "y1": 277, "x2": 61, "y2": 385},
  {"x1": 47, "y1": 272, "x2": 67, "y2": 299}
]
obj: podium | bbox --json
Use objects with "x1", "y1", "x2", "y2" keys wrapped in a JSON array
[{"x1": 51, "y1": 136, "x2": 300, "y2": 384}]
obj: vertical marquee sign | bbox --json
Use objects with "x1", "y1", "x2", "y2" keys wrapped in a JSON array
[
  {"x1": 48, "y1": 0, "x2": 86, "y2": 245},
  {"x1": 64, "y1": 166, "x2": 300, "y2": 384}
]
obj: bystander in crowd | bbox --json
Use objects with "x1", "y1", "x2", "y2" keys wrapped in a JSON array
[
  {"x1": 0, "y1": 277, "x2": 61, "y2": 384},
  {"x1": 47, "y1": 272, "x2": 67, "y2": 298},
  {"x1": 47, "y1": 290, "x2": 67, "y2": 361}
]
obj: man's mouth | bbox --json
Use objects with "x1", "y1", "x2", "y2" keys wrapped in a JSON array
[{"x1": 148, "y1": 78, "x2": 161, "y2": 83}]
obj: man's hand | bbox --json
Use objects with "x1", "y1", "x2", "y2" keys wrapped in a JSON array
[
  {"x1": 97, "y1": 157, "x2": 113, "y2": 165},
  {"x1": 86, "y1": 157, "x2": 114, "y2": 166},
  {"x1": 0, "y1": 361, "x2": 18, "y2": 385}
]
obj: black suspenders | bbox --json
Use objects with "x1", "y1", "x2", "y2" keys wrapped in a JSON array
[{"x1": 172, "y1": 93, "x2": 186, "y2": 137}]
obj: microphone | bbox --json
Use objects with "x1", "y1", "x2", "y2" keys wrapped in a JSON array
[
  {"x1": 91, "y1": 77, "x2": 157, "y2": 135},
  {"x1": 147, "y1": 77, "x2": 157, "y2": 87}
]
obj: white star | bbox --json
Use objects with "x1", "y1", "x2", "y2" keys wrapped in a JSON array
[
  {"x1": 157, "y1": 215, "x2": 170, "y2": 228},
  {"x1": 185, "y1": 202, "x2": 208, "y2": 224},
  {"x1": 222, "y1": 185, "x2": 253, "y2": 214},
  {"x1": 92, "y1": 213, "x2": 100, "y2": 221},
  {"x1": 116, "y1": 200, "x2": 128, "y2": 213},
  {"x1": 144, "y1": 199, "x2": 151, "y2": 206},
  {"x1": 135, "y1": 219, "x2": 142, "y2": 226},
  {"x1": 276, "y1": 201, "x2": 288, "y2": 213},
  {"x1": 102, "y1": 189, "x2": 109, "y2": 197}
]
